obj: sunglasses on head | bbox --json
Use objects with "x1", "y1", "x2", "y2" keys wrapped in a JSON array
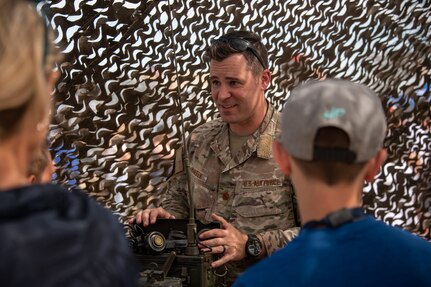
[{"x1": 212, "y1": 36, "x2": 267, "y2": 69}]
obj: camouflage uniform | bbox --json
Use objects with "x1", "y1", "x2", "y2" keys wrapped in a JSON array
[{"x1": 161, "y1": 104, "x2": 300, "y2": 284}]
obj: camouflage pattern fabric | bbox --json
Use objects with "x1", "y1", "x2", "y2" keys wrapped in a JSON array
[
  {"x1": 160, "y1": 104, "x2": 300, "y2": 283},
  {"x1": 45, "y1": 1, "x2": 431, "y2": 242}
]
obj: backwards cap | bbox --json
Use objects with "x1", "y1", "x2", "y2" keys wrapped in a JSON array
[{"x1": 280, "y1": 79, "x2": 386, "y2": 163}]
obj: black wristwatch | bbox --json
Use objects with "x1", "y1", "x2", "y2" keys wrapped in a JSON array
[{"x1": 245, "y1": 234, "x2": 262, "y2": 258}]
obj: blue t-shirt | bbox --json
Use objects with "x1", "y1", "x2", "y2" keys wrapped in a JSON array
[{"x1": 234, "y1": 216, "x2": 431, "y2": 287}]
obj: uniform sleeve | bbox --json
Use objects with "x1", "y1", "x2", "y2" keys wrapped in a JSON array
[
  {"x1": 258, "y1": 227, "x2": 300, "y2": 255},
  {"x1": 160, "y1": 170, "x2": 190, "y2": 219},
  {"x1": 160, "y1": 130, "x2": 200, "y2": 219},
  {"x1": 159, "y1": 146, "x2": 190, "y2": 219},
  {"x1": 258, "y1": 180, "x2": 301, "y2": 255}
]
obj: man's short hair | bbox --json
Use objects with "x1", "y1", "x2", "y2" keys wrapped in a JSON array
[
  {"x1": 205, "y1": 30, "x2": 268, "y2": 75},
  {"x1": 279, "y1": 79, "x2": 387, "y2": 184}
]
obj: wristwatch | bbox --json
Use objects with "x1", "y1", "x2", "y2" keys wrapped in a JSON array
[{"x1": 245, "y1": 234, "x2": 262, "y2": 258}]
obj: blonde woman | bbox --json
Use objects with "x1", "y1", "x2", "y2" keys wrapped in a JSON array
[{"x1": 0, "y1": 1, "x2": 138, "y2": 286}]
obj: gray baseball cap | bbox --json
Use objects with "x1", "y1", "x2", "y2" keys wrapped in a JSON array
[{"x1": 280, "y1": 79, "x2": 387, "y2": 163}]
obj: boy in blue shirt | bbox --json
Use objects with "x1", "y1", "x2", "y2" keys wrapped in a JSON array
[{"x1": 234, "y1": 79, "x2": 431, "y2": 287}]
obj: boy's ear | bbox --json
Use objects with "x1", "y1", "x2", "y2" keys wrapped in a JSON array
[
  {"x1": 273, "y1": 141, "x2": 292, "y2": 176},
  {"x1": 364, "y1": 148, "x2": 387, "y2": 182}
]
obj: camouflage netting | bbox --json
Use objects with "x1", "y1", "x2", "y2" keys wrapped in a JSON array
[{"x1": 41, "y1": 0, "x2": 430, "y2": 239}]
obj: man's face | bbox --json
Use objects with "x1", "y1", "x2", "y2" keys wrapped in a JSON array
[{"x1": 210, "y1": 54, "x2": 269, "y2": 133}]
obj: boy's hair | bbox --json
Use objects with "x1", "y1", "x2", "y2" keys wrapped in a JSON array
[{"x1": 292, "y1": 127, "x2": 366, "y2": 185}]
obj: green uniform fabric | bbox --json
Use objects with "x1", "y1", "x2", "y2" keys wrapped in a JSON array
[{"x1": 161, "y1": 104, "x2": 300, "y2": 283}]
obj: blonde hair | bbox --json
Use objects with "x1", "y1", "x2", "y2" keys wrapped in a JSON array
[{"x1": 0, "y1": 0, "x2": 57, "y2": 139}]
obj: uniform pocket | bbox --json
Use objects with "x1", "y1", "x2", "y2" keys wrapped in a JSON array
[
  {"x1": 232, "y1": 187, "x2": 294, "y2": 233},
  {"x1": 192, "y1": 180, "x2": 214, "y2": 223},
  {"x1": 235, "y1": 204, "x2": 283, "y2": 217}
]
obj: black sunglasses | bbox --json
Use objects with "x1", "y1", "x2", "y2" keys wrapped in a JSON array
[{"x1": 212, "y1": 36, "x2": 267, "y2": 69}]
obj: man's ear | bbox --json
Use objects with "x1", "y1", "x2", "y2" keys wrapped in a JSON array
[
  {"x1": 364, "y1": 148, "x2": 387, "y2": 182},
  {"x1": 273, "y1": 141, "x2": 291, "y2": 176},
  {"x1": 28, "y1": 175, "x2": 36, "y2": 184},
  {"x1": 261, "y1": 69, "x2": 271, "y2": 90}
]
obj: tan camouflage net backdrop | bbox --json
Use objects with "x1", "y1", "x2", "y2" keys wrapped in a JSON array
[{"x1": 40, "y1": 0, "x2": 430, "y2": 239}]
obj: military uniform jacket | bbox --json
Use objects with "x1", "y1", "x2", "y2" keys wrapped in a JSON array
[
  {"x1": 162, "y1": 103, "x2": 299, "y2": 250},
  {"x1": 161, "y1": 104, "x2": 300, "y2": 281}
]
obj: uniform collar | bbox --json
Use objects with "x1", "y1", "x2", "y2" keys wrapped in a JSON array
[{"x1": 210, "y1": 103, "x2": 278, "y2": 172}]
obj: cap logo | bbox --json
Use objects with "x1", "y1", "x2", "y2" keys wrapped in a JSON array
[{"x1": 323, "y1": 108, "x2": 345, "y2": 120}]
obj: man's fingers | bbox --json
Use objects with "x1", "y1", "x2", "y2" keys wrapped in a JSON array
[
  {"x1": 149, "y1": 209, "x2": 158, "y2": 224},
  {"x1": 141, "y1": 210, "x2": 151, "y2": 226},
  {"x1": 211, "y1": 253, "x2": 233, "y2": 268},
  {"x1": 135, "y1": 210, "x2": 144, "y2": 224},
  {"x1": 198, "y1": 244, "x2": 225, "y2": 254},
  {"x1": 199, "y1": 237, "x2": 223, "y2": 249},
  {"x1": 128, "y1": 214, "x2": 136, "y2": 224},
  {"x1": 130, "y1": 208, "x2": 176, "y2": 227},
  {"x1": 211, "y1": 213, "x2": 230, "y2": 229},
  {"x1": 199, "y1": 228, "x2": 226, "y2": 240},
  {"x1": 148, "y1": 208, "x2": 176, "y2": 224}
]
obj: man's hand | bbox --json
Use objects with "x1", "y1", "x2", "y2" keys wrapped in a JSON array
[
  {"x1": 129, "y1": 207, "x2": 175, "y2": 226},
  {"x1": 198, "y1": 213, "x2": 248, "y2": 268}
]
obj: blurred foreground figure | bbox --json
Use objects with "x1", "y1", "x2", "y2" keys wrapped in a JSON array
[
  {"x1": 0, "y1": 1, "x2": 139, "y2": 286},
  {"x1": 234, "y1": 79, "x2": 431, "y2": 287}
]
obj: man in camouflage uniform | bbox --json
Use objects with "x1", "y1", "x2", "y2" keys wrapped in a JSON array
[{"x1": 133, "y1": 31, "x2": 299, "y2": 284}]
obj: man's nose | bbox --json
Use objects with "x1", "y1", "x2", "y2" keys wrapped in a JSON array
[{"x1": 217, "y1": 84, "x2": 231, "y2": 101}]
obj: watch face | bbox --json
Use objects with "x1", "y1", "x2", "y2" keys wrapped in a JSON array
[
  {"x1": 246, "y1": 235, "x2": 262, "y2": 257},
  {"x1": 247, "y1": 242, "x2": 261, "y2": 256}
]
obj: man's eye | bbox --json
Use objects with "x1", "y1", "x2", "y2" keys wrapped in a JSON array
[
  {"x1": 230, "y1": 81, "x2": 240, "y2": 87},
  {"x1": 211, "y1": 80, "x2": 220, "y2": 86}
]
